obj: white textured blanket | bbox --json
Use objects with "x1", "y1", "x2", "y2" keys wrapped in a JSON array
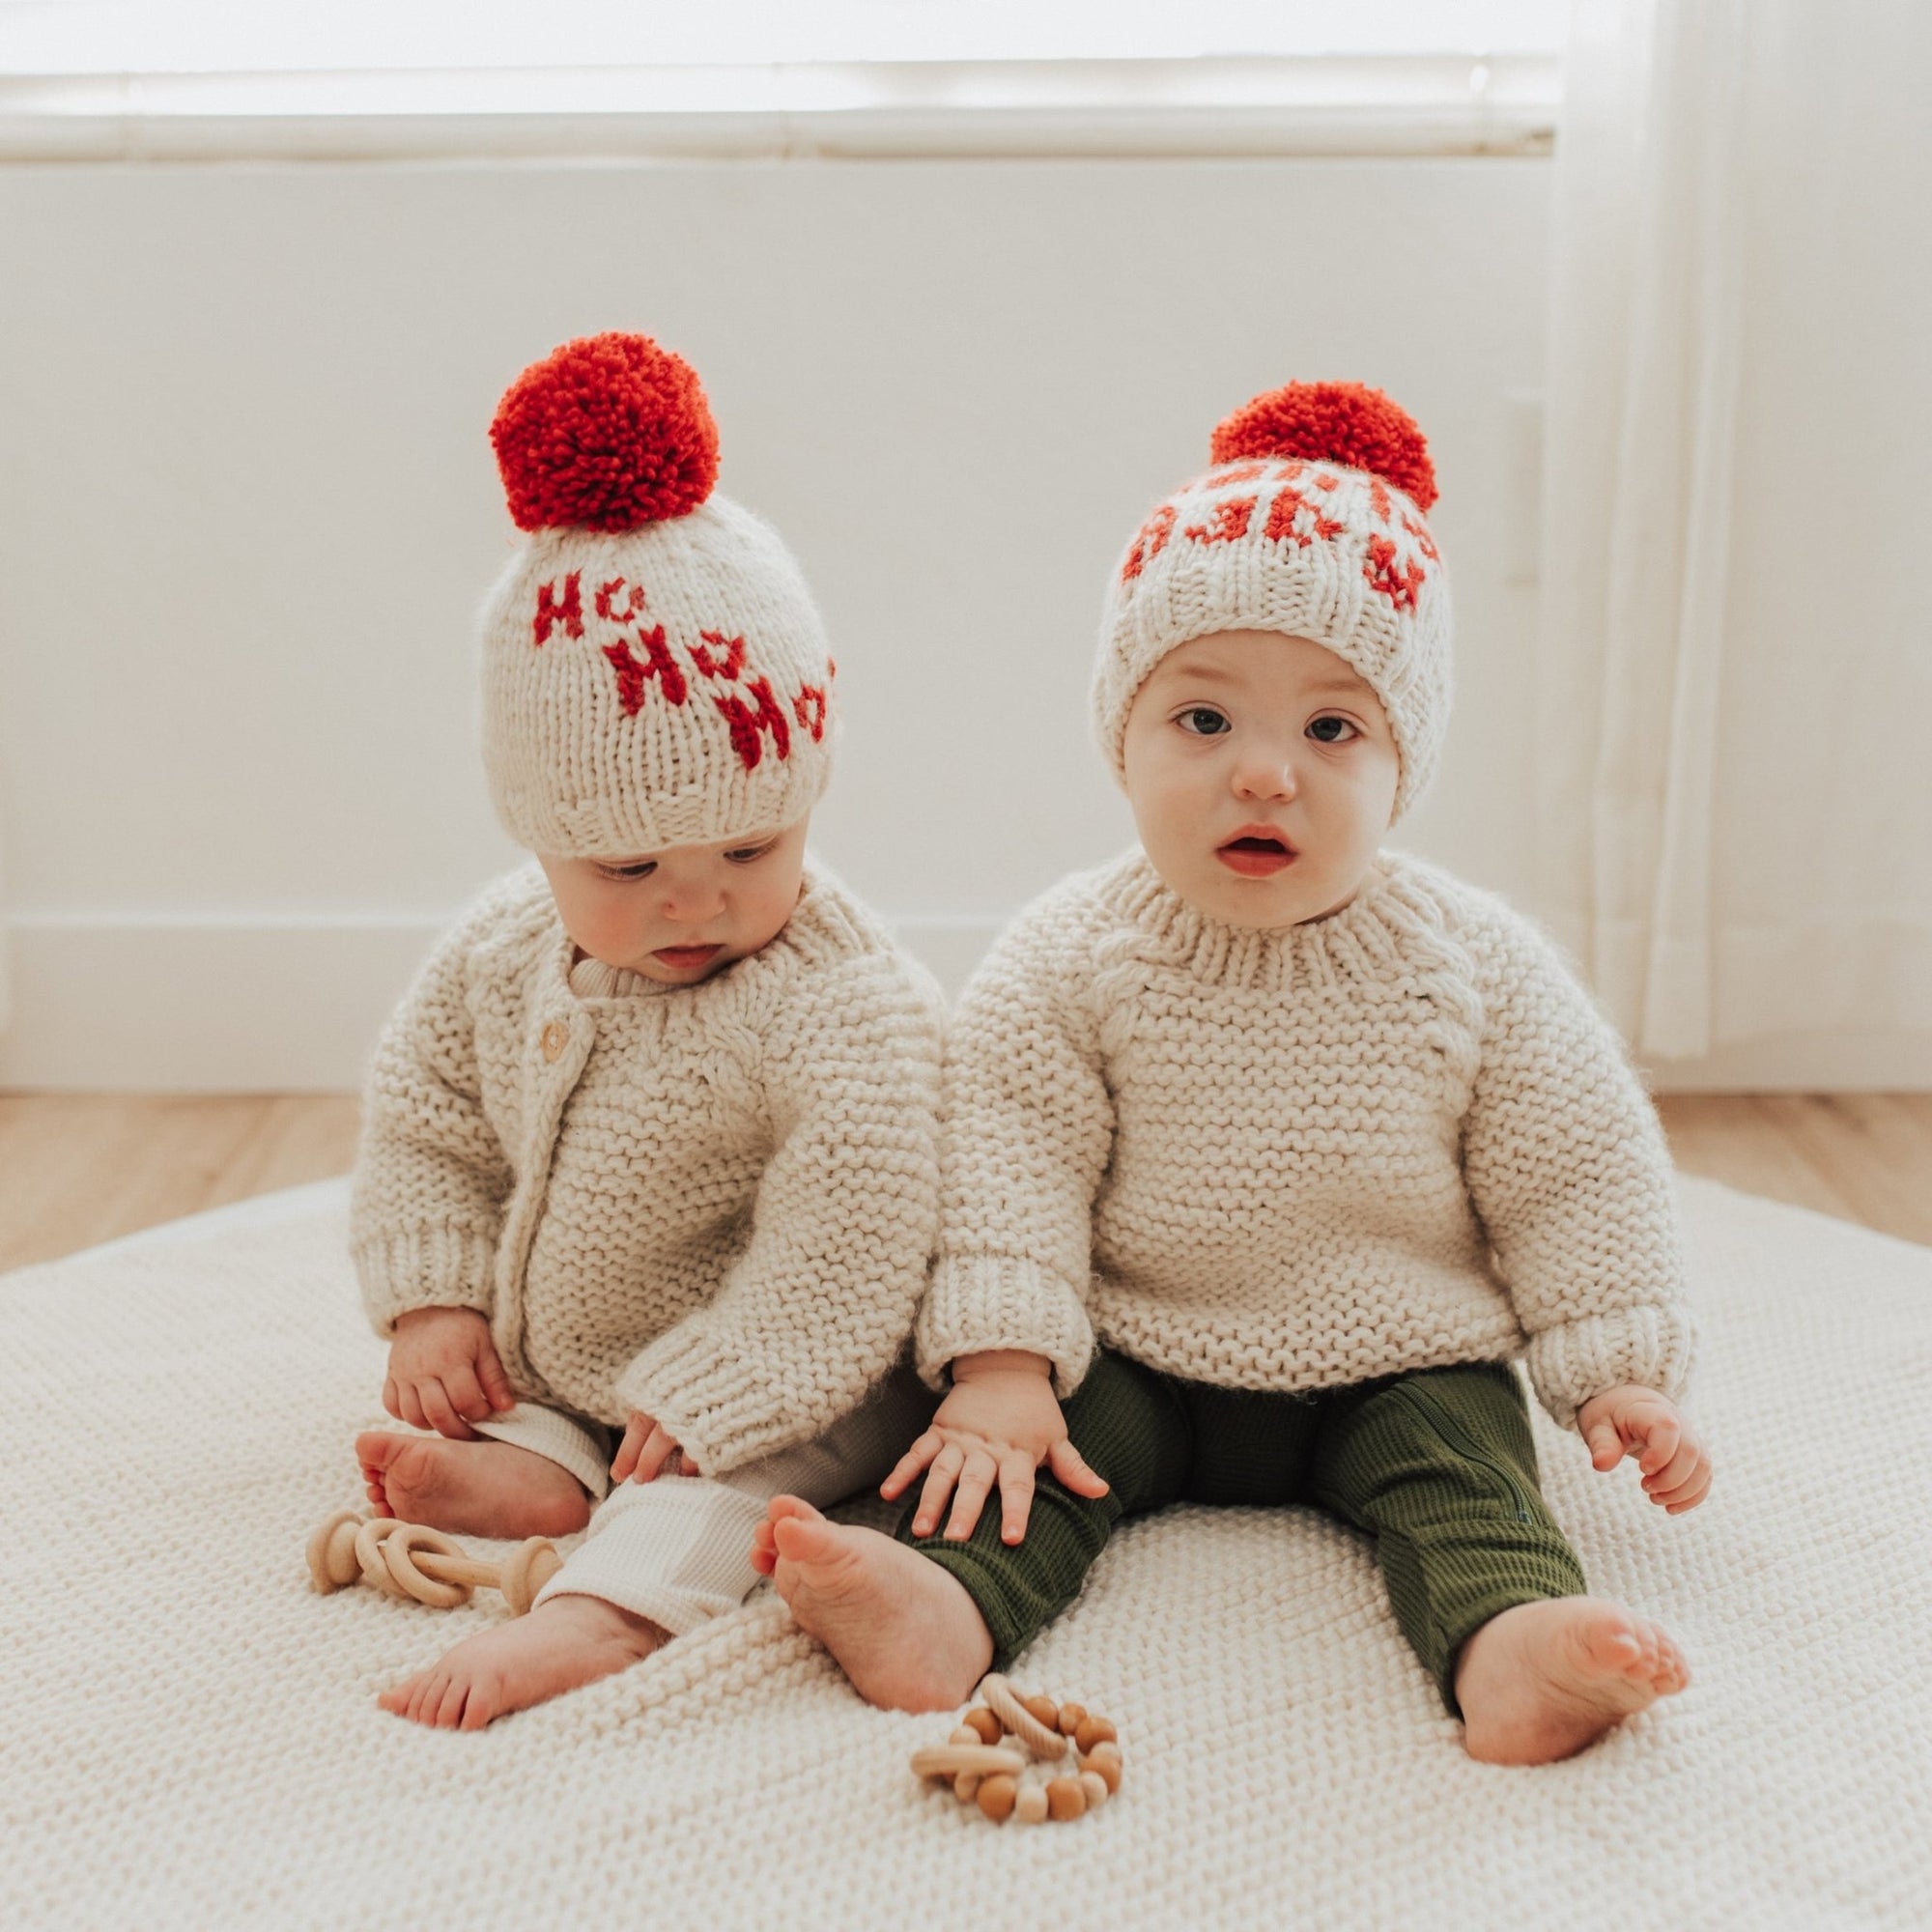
[{"x1": 5, "y1": 1177, "x2": 1930, "y2": 1930}]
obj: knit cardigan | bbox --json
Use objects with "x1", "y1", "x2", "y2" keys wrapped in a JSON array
[
  {"x1": 351, "y1": 861, "x2": 943, "y2": 1475},
  {"x1": 915, "y1": 849, "x2": 1693, "y2": 1430}
]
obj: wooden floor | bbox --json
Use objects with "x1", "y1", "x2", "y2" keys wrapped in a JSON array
[{"x1": 1, "y1": 1092, "x2": 1929, "y2": 1274}]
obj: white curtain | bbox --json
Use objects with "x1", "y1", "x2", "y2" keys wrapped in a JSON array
[{"x1": 1535, "y1": 0, "x2": 1932, "y2": 1064}]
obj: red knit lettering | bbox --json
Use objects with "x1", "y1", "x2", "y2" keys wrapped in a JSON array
[
  {"x1": 714, "y1": 676, "x2": 792, "y2": 770},
  {"x1": 1368, "y1": 479, "x2": 1392, "y2": 524},
  {"x1": 533, "y1": 572, "x2": 582, "y2": 646},
  {"x1": 1122, "y1": 504, "x2": 1178, "y2": 581},
  {"x1": 1183, "y1": 497, "x2": 1256, "y2": 546},
  {"x1": 689, "y1": 629, "x2": 748, "y2": 680},
  {"x1": 603, "y1": 624, "x2": 689, "y2": 714},
  {"x1": 1315, "y1": 472, "x2": 1340, "y2": 492},
  {"x1": 1210, "y1": 460, "x2": 1271, "y2": 484},
  {"x1": 1400, "y1": 511, "x2": 1440, "y2": 561},
  {"x1": 1264, "y1": 486, "x2": 1343, "y2": 547},
  {"x1": 594, "y1": 577, "x2": 647, "y2": 623},
  {"x1": 1364, "y1": 535, "x2": 1428, "y2": 611},
  {"x1": 792, "y1": 683, "x2": 828, "y2": 742}
]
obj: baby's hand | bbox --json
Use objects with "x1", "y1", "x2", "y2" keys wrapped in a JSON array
[
  {"x1": 1577, "y1": 1383, "x2": 1713, "y2": 1514},
  {"x1": 384, "y1": 1306, "x2": 516, "y2": 1439},
  {"x1": 611, "y1": 1409, "x2": 699, "y2": 1483},
  {"x1": 881, "y1": 1350, "x2": 1108, "y2": 1546}
]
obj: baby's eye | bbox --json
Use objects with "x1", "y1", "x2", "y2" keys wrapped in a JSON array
[
  {"x1": 725, "y1": 842, "x2": 777, "y2": 865},
  {"x1": 1177, "y1": 706, "x2": 1231, "y2": 736},
  {"x1": 1307, "y1": 715, "x2": 1359, "y2": 744},
  {"x1": 601, "y1": 861, "x2": 658, "y2": 881}
]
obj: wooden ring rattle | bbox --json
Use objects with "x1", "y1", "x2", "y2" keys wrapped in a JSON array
[
  {"x1": 306, "y1": 1510, "x2": 563, "y2": 1616},
  {"x1": 911, "y1": 1674, "x2": 1123, "y2": 1824}
]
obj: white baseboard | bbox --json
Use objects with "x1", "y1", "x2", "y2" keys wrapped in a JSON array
[{"x1": 1, "y1": 913, "x2": 1925, "y2": 1093}]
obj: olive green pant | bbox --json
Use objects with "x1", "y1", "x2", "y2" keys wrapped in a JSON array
[{"x1": 895, "y1": 1351, "x2": 1586, "y2": 1713}]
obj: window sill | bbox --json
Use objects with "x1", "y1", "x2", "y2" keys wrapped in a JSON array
[{"x1": 0, "y1": 55, "x2": 1557, "y2": 164}]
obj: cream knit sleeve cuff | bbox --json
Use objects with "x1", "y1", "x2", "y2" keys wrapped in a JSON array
[
  {"x1": 914, "y1": 1254, "x2": 1096, "y2": 1397},
  {"x1": 355, "y1": 1225, "x2": 499, "y2": 1340},
  {"x1": 1525, "y1": 1304, "x2": 1697, "y2": 1431},
  {"x1": 613, "y1": 1326, "x2": 827, "y2": 1477}
]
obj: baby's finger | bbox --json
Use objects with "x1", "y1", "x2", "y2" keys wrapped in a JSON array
[
  {"x1": 1046, "y1": 1437, "x2": 1111, "y2": 1500},
  {"x1": 1583, "y1": 1421, "x2": 1624, "y2": 1470},
  {"x1": 1642, "y1": 1435, "x2": 1701, "y2": 1496},
  {"x1": 912, "y1": 1445, "x2": 966, "y2": 1538},
  {"x1": 476, "y1": 1340, "x2": 517, "y2": 1413},
  {"x1": 632, "y1": 1424, "x2": 679, "y2": 1483},
  {"x1": 880, "y1": 1431, "x2": 944, "y2": 1501},
  {"x1": 1635, "y1": 1412, "x2": 1681, "y2": 1476},
  {"x1": 1659, "y1": 1457, "x2": 1714, "y2": 1513},
  {"x1": 611, "y1": 1419, "x2": 646, "y2": 1482},
  {"x1": 442, "y1": 1361, "x2": 492, "y2": 1425},
  {"x1": 997, "y1": 1450, "x2": 1037, "y2": 1544},
  {"x1": 383, "y1": 1378, "x2": 403, "y2": 1423},
  {"x1": 942, "y1": 1450, "x2": 998, "y2": 1542},
  {"x1": 419, "y1": 1378, "x2": 478, "y2": 1441},
  {"x1": 398, "y1": 1382, "x2": 430, "y2": 1433}
]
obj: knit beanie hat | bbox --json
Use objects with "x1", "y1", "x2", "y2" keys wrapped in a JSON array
[
  {"x1": 479, "y1": 331, "x2": 836, "y2": 857},
  {"x1": 1094, "y1": 381, "x2": 1450, "y2": 822}
]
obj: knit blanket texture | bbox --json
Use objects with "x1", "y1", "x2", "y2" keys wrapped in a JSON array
[{"x1": 5, "y1": 1176, "x2": 1928, "y2": 1930}]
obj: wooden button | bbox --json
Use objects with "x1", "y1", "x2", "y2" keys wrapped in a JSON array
[{"x1": 540, "y1": 1020, "x2": 569, "y2": 1063}]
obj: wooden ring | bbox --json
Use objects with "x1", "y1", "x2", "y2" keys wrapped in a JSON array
[
  {"x1": 978, "y1": 1674, "x2": 1067, "y2": 1759},
  {"x1": 909, "y1": 1744, "x2": 1027, "y2": 1780},
  {"x1": 498, "y1": 1538, "x2": 563, "y2": 1617},
  {"x1": 377, "y1": 1522, "x2": 473, "y2": 1609}
]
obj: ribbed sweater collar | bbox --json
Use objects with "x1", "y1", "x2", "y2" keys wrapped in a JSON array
[{"x1": 1096, "y1": 847, "x2": 1449, "y2": 995}]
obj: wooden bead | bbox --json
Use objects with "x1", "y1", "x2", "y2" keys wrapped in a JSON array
[
  {"x1": 977, "y1": 1675, "x2": 1066, "y2": 1759},
  {"x1": 977, "y1": 1775, "x2": 1018, "y2": 1822},
  {"x1": 1056, "y1": 1701, "x2": 1087, "y2": 1736},
  {"x1": 1021, "y1": 1692, "x2": 1060, "y2": 1731},
  {"x1": 1073, "y1": 1716, "x2": 1118, "y2": 1754},
  {"x1": 1079, "y1": 1747, "x2": 1122, "y2": 1793},
  {"x1": 1044, "y1": 1776, "x2": 1088, "y2": 1822},
  {"x1": 954, "y1": 1773, "x2": 980, "y2": 1804},
  {"x1": 1014, "y1": 1783, "x2": 1050, "y2": 1825},
  {"x1": 1078, "y1": 1770, "x2": 1110, "y2": 1810},
  {"x1": 963, "y1": 1707, "x2": 1003, "y2": 1747}
]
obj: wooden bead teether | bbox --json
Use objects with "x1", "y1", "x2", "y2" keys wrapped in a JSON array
[
  {"x1": 306, "y1": 1509, "x2": 563, "y2": 1616},
  {"x1": 909, "y1": 1677, "x2": 1122, "y2": 1825}
]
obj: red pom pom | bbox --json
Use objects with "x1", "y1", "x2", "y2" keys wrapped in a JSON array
[
  {"x1": 490, "y1": 332, "x2": 720, "y2": 533},
  {"x1": 1209, "y1": 381, "x2": 1437, "y2": 513}
]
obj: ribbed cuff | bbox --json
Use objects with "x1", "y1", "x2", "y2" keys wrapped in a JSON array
[
  {"x1": 914, "y1": 1254, "x2": 1095, "y2": 1397},
  {"x1": 613, "y1": 1325, "x2": 808, "y2": 1478},
  {"x1": 354, "y1": 1225, "x2": 498, "y2": 1338},
  {"x1": 1526, "y1": 1304, "x2": 1696, "y2": 1430}
]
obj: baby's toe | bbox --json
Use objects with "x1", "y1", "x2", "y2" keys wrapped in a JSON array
[
  {"x1": 459, "y1": 1677, "x2": 502, "y2": 1731},
  {"x1": 377, "y1": 1674, "x2": 419, "y2": 1717},
  {"x1": 431, "y1": 1677, "x2": 471, "y2": 1729}
]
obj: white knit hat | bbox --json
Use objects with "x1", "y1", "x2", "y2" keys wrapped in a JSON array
[
  {"x1": 480, "y1": 332, "x2": 836, "y2": 857},
  {"x1": 1094, "y1": 381, "x2": 1450, "y2": 821}
]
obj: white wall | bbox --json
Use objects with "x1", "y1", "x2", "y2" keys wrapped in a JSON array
[{"x1": 0, "y1": 156, "x2": 1554, "y2": 1088}]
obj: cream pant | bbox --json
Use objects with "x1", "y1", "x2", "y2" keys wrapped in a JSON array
[{"x1": 471, "y1": 1361, "x2": 935, "y2": 1637}]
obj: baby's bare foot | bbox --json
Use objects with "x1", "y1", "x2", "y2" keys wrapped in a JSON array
[
  {"x1": 1455, "y1": 1596, "x2": 1689, "y2": 1765},
  {"x1": 355, "y1": 1431, "x2": 590, "y2": 1540},
  {"x1": 753, "y1": 1494, "x2": 993, "y2": 1711},
  {"x1": 378, "y1": 1595, "x2": 663, "y2": 1729}
]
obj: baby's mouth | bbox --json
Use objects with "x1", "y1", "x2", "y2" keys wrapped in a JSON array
[{"x1": 1215, "y1": 833, "x2": 1297, "y2": 879}]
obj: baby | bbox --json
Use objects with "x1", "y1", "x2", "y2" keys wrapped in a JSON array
[
  {"x1": 349, "y1": 332, "x2": 942, "y2": 1729},
  {"x1": 755, "y1": 382, "x2": 1712, "y2": 1766}
]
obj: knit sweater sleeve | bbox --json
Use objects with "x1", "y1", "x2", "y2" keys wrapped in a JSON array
[
  {"x1": 611, "y1": 955, "x2": 943, "y2": 1476},
  {"x1": 1460, "y1": 904, "x2": 1694, "y2": 1429},
  {"x1": 349, "y1": 901, "x2": 516, "y2": 1338},
  {"x1": 914, "y1": 890, "x2": 1113, "y2": 1396}
]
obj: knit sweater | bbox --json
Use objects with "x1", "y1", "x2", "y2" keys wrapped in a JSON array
[
  {"x1": 915, "y1": 849, "x2": 1693, "y2": 1430},
  {"x1": 351, "y1": 861, "x2": 944, "y2": 1475}
]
